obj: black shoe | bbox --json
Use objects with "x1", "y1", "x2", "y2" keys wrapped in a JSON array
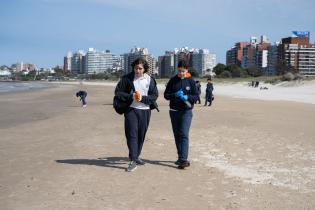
[
  {"x1": 174, "y1": 159, "x2": 180, "y2": 165},
  {"x1": 136, "y1": 158, "x2": 145, "y2": 165},
  {"x1": 178, "y1": 161, "x2": 190, "y2": 169}
]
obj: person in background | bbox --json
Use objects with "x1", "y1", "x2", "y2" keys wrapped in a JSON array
[
  {"x1": 204, "y1": 78, "x2": 214, "y2": 106},
  {"x1": 164, "y1": 60, "x2": 199, "y2": 169},
  {"x1": 76, "y1": 90, "x2": 87, "y2": 107},
  {"x1": 195, "y1": 80, "x2": 201, "y2": 104}
]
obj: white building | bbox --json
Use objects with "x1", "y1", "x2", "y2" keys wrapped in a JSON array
[
  {"x1": 0, "y1": 70, "x2": 11, "y2": 77},
  {"x1": 192, "y1": 49, "x2": 216, "y2": 76},
  {"x1": 261, "y1": 35, "x2": 270, "y2": 43},
  {"x1": 63, "y1": 52, "x2": 72, "y2": 72},
  {"x1": 85, "y1": 48, "x2": 122, "y2": 74},
  {"x1": 297, "y1": 45, "x2": 315, "y2": 76}
]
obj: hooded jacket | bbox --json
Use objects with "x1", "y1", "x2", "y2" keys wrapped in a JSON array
[
  {"x1": 164, "y1": 74, "x2": 199, "y2": 111},
  {"x1": 114, "y1": 72, "x2": 159, "y2": 112}
]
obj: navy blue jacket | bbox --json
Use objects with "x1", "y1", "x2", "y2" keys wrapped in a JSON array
[
  {"x1": 114, "y1": 72, "x2": 159, "y2": 111},
  {"x1": 164, "y1": 76, "x2": 199, "y2": 111},
  {"x1": 196, "y1": 83, "x2": 201, "y2": 95},
  {"x1": 206, "y1": 83, "x2": 214, "y2": 93},
  {"x1": 76, "y1": 90, "x2": 87, "y2": 98}
]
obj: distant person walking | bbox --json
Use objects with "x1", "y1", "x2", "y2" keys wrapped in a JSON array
[
  {"x1": 164, "y1": 60, "x2": 199, "y2": 169},
  {"x1": 204, "y1": 78, "x2": 214, "y2": 106},
  {"x1": 76, "y1": 90, "x2": 87, "y2": 107},
  {"x1": 114, "y1": 58, "x2": 159, "y2": 172},
  {"x1": 195, "y1": 80, "x2": 201, "y2": 104}
]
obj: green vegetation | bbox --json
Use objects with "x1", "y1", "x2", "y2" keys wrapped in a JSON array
[
  {"x1": 213, "y1": 63, "x2": 263, "y2": 78},
  {"x1": 209, "y1": 63, "x2": 313, "y2": 83}
]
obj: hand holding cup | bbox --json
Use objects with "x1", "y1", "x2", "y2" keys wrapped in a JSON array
[{"x1": 134, "y1": 90, "x2": 142, "y2": 102}]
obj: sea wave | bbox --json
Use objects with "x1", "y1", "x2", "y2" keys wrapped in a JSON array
[{"x1": 0, "y1": 82, "x2": 48, "y2": 93}]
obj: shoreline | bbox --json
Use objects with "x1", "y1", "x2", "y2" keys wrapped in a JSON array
[
  {"x1": 0, "y1": 81, "x2": 52, "y2": 93},
  {"x1": 2, "y1": 79, "x2": 315, "y2": 105}
]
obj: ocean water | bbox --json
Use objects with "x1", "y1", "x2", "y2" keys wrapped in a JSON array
[{"x1": 0, "y1": 82, "x2": 48, "y2": 93}]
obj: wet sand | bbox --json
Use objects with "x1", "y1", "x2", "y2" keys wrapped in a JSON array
[{"x1": 0, "y1": 83, "x2": 314, "y2": 209}]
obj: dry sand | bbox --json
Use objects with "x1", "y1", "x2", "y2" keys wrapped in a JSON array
[{"x1": 0, "y1": 83, "x2": 314, "y2": 210}]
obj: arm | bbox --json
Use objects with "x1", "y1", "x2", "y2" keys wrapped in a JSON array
[
  {"x1": 164, "y1": 78, "x2": 175, "y2": 100},
  {"x1": 114, "y1": 78, "x2": 133, "y2": 102},
  {"x1": 141, "y1": 78, "x2": 159, "y2": 105}
]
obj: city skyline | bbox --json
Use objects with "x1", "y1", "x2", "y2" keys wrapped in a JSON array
[{"x1": 1, "y1": 0, "x2": 314, "y2": 68}]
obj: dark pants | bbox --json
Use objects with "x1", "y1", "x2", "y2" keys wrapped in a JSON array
[
  {"x1": 205, "y1": 92, "x2": 212, "y2": 106},
  {"x1": 80, "y1": 96, "x2": 86, "y2": 105},
  {"x1": 124, "y1": 108, "x2": 151, "y2": 161},
  {"x1": 196, "y1": 95, "x2": 201, "y2": 104},
  {"x1": 169, "y1": 110, "x2": 192, "y2": 161}
]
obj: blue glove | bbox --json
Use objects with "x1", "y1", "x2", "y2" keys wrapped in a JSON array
[
  {"x1": 180, "y1": 95, "x2": 188, "y2": 101},
  {"x1": 175, "y1": 90, "x2": 184, "y2": 98}
]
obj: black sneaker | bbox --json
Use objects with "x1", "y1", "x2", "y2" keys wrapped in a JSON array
[
  {"x1": 174, "y1": 159, "x2": 180, "y2": 165},
  {"x1": 178, "y1": 161, "x2": 190, "y2": 169},
  {"x1": 136, "y1": 159, "x2": 145, "y2": 165},
  {"x1": 126, "y1": 161, "x2": 137, "y2": 172}
]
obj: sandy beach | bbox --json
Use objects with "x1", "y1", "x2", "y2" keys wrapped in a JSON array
[{"x1": 0, "y1": 82, "x2": 314, "y2": 209}]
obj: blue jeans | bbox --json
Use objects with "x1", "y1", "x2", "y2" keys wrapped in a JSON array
[{"x1": 169, "y1": 109, "x2": 193, "y2": 161}]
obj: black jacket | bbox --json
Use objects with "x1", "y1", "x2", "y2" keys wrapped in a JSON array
[
  {"x1": 196, "y1": 83, "x2": 201, "y2": 95},
  {"x1": 206, "y1": 83, "x2": 214, "y2": 93},
  {"x1": 76, "y1": 90, "x2": 87, "y2": 98},
  {"x1": 114, "y1": 72, "x2": 159, "y2": 111},
  {"x1": 164, "y1": 76, "x2": 199, "y2": 111}
]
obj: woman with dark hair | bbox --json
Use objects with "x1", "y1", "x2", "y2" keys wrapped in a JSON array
[
  {"x1": 114, "y1": 57, "x2": 159, "y2": 172},
  {"x1": 164, "y1": 60, "x2": 199, "y2": 169}
]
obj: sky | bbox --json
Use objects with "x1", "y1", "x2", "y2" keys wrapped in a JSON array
[{"x1": 0, "y1": 0, "x2": 314, "y2": 68}]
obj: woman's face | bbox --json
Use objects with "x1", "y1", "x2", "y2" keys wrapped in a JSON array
[
  {"x1": 134, "y1": 64, "x2": 145, "y2": 78},
  {"x1": 177, "y1": 67, "x2": 188, "y2": 79}
]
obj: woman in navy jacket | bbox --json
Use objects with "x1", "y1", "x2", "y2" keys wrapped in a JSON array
[
  {"x1": 114, "y1": 58, "x2": 158, "y2": 172},
  {"x1": 164, "y1": 60, "x2": 199, "y2": 169}
]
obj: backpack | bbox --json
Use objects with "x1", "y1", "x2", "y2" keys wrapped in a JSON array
[{"x1": 113, "y1": 95, "x2": 132, "y2": 115}]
